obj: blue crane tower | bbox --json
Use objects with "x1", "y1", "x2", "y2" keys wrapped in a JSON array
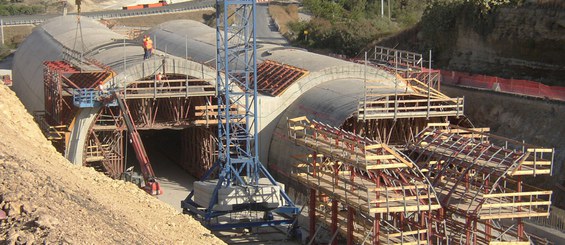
[{"x1": 181, "y1": 0, "x2": 299, "y2": 230}]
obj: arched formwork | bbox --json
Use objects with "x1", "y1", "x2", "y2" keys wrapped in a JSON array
[
  {"x1": 287, "y1": 116, "x2": 447, "y2": 244},
  {"x1": 12, "y1": 16, "x2": 219, "y2": 178},
  {"x1": 146, "y1": 20, "x2": 466, "y2": 168},
  {"x1": 407, "y1": 125, "x2": 554, "y2": 244},
  {"x1": 263, "y1": 72, "x2": 463, "y2": 243}
]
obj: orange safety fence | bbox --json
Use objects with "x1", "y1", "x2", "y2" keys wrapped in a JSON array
[{"x1": 437, "y1": 69, "x2": 565, "y2": 102}]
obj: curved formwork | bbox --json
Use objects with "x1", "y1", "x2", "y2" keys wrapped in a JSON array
[
  {"x1": 288, "y1": 116, "x2": 446, "y2": 244},
  {"x1": 407, "y1": 124, "x2": 553, "y2": 244},
  {"x1": 13, "y1": 16, "x2": 219, "y2": 176},
  {"x1": 11, "y1": 14, "x2": 555, "y2": 245}
]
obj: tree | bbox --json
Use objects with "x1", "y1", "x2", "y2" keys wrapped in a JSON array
[{"x1": 469, "y1": 0, "x2": 513, "y2": 14}]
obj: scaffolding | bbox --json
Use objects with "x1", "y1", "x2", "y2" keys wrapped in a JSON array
[
  {"x1": 288, "y1": 116, "x2": 446, "y2": 244},
  {"x1": 39, "y1": 52, "x2": 223, "y2": 181},
  {"x1": 348, "y1": 46, "x2": 467, "y2": 148},
  {"x1": 358, "y1": 74, "x2": 463, "y2": 121},
  {"x1": 407, "y1": 124, "x2": 553, "y2": 244}
]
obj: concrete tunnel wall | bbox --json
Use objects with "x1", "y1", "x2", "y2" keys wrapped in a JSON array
[
  {"x1": 146, "y1": 19, "x2": 400, "y2": 168},
  {"x1": 13, "y1": 17, "x2": 400, "y2": 178},
  {"x1": 12, "y1": 16, "x2": 217, "y2": 165}
]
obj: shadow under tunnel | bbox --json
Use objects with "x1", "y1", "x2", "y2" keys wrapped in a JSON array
[{"x1": 125, "y1": 129, "x2": 205, "y2": 211}]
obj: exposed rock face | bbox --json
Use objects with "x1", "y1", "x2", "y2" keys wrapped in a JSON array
[
  {"x1": 447, "y1": 6, "x2": 565, "y2": 85},
  {"x1": 379, "y1": 5, "x2": 565, "y2": 85}
]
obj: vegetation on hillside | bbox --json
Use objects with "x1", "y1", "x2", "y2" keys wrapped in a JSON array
[
  {"x1": 286, "y1": 0, "x2": 526, "y2": 57},
  {"x1": 288, "y1": 0, "x2": 427, "y2": 56},
  {"x1": 0, "y1": 1, "x2": 45, "y2": 16}
]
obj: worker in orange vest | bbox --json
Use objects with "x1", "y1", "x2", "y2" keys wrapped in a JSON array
[{"x1": 143, "y1": 35, "x2": 154, "y2": 60}]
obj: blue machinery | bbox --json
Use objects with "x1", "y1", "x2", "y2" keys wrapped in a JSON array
[{"x1": 181, "y1": 0, "x2": 299, "y2": 230}]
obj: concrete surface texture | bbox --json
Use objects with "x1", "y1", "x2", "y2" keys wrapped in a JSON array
[
  {"x1": 12, "y1": 15, "x2": 404, "y2": 184},
  {"x1": 146, "y1": 19, "x2": 401, "y2": 164}
]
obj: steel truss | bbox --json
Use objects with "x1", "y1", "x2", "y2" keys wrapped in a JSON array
[
  {"x1": 289, "y1": 116, "x2": 447, "y2": 244},
  {"x1": 85, "y1": 74, "x2": 218, "y2": 178},
  {"x1": 408, "y1": 124, "x2": 554, "y2": 244},
  {"x1": 181, "y1": 0, "x2": 298, "y2": 230}
]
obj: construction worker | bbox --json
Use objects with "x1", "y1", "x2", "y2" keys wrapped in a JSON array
[{"x1": 143, "y1": 35, "x2": 154, "y2": 60}]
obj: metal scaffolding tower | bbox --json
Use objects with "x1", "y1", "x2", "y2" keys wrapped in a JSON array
[{"x1": 181, "y1": 0, "x2": 299, "y2": 230}]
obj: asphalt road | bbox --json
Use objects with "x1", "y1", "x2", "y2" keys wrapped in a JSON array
[{"x1": 255, "y1": 3, "x2": 288, "y2": 46}]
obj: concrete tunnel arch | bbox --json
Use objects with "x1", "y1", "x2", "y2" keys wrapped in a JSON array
[
  {"x1": 12, "y1": 16, "x2": 217, "y2": 166},
  {"x1": 12, "y1": 16, "x2": 424, "y2": 184},
  {"x1": 144, "y1": 19, "x2": 405, "y2": 167},
  {"x1": 10, "y1": 13, "x2": 552, "y2": 245}
]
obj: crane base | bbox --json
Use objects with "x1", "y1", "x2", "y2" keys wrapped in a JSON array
[{"x1": 193, "y1": 178, "x2": 283, "y2": 211}]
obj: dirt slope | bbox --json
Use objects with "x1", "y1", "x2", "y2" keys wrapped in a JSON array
[{"x1": 0, "y1": 84, "x2": 224, "y2": 244}]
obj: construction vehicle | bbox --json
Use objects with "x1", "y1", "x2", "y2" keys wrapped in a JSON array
[{"x1": 73, "y1": 89, "x2": 163, "y2": 195}]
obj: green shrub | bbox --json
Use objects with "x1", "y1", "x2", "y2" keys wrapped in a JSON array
[{"x1": 0, "y1": 4, "x2": 45, "y2": 16}]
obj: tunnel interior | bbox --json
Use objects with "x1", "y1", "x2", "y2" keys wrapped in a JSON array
[{"x1": 122, "y1": 127, "x2": 217, "y2": 210}]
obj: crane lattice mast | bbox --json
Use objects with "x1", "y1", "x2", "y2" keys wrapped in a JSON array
[{"x1": 182, "y1": 0, "x2": 299, "y2": 230}]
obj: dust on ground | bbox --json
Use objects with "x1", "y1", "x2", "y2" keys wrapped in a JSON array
[{"x1": 0, "y1": 84, "x2": 224, "y2": 244}]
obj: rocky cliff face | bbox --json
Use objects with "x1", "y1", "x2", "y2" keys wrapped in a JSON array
[
  {"x1": 379, "y1": 4, "x2": 565, "y2": 85},
  {"x1": 447, "y1": 6, "x2": 565, "y2": 85}
]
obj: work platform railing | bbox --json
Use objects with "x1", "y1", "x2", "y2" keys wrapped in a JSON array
[
  {"x1": 122, "y1": 78, "x2": 216, "y2": 99},
  {"x1": 33, "y1": 111, "x2": 68, "y2": 141},
  {"x1": 408, "y1": 124, "x2": 554, "y2": 244},
  {"x1": 358, "y1": 75, "x2": 464, "y2": 120},
  {"x1": 288, "y1": 116, "x2": 445, "y2": 244}
]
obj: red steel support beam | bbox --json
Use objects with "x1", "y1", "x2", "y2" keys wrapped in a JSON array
[
  {"x1": 485, "y1": 178, "x2": 492, "y2": 243},
  {"x1": 465, "y1": 216, "x2": 471, "y2": 245},
  {"x1": 517, "y1": 176, "x2": 524, "y2": 240},
  {"x1": 331, "y1": 160, "x2": 339, "y2": 245},
  {"x1": 347, "y1": 164, "x2": 355, "y2": 245},
  {"x1": 347, "y1": 206, "x2": 354, "y2": 245},
  {"x1": 309, "y1": 188, "x2": 316, "y2": 242},
  {"x1": 374, "y1": 213, "x2": 380, "y2": 245},
  {"x1": 374, "y1": 175, "x2": 381, "y2": 245},
  {"x1": 331, "y1": 199, "x2": 338, "y2": 245}
]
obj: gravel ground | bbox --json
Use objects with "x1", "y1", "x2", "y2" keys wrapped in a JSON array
[{"x1": 0, "y1": 84, "x2": 224, "y2": 245}]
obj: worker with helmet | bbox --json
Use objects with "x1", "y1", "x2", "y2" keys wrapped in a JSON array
[{"x1": 142, "y1": 35, "x2": 154, "y2": 60}]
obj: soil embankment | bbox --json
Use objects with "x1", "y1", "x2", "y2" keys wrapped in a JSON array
[{"x1": 0, "y1": 84, "x2": 224, "y2": 244}]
